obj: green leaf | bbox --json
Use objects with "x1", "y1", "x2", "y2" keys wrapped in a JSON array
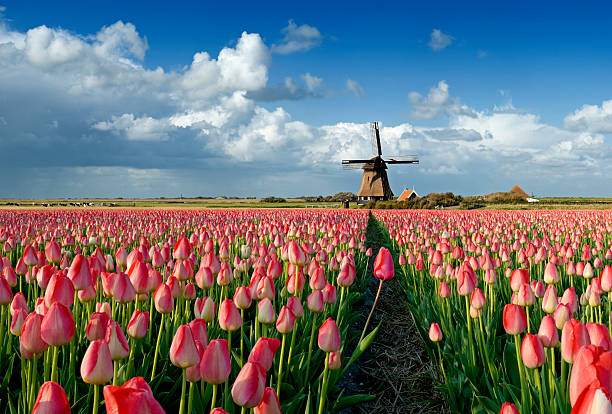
[
  {"x1": 339, "y1": 320, "x2": 381, "y2": 377},
  {"x1": 331, "y1": 394, "x2": 375, "y2": 412}
]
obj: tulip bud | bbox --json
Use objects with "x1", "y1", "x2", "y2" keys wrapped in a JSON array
[
  {"x1": 127, "y1": 310, "x2": 149, "y2": 340},
  {"x1": 373, "y1": 247, "x2": 394, "y2": 280},
  {"x1": 257, "y1": 298, "x2": 275, "y2": 325},
  {"x1": 41, "y1": 302, "x2": 75, "y2": 346},
  {"x1": 521, "y1": 333, "x2": 546, "y2": 369},
  {"x1": 201, "y1": 339, "x2": 231, "y2": 384},
  {"x1": 21, "y1": 312, "x2": 49, "y2": 354},
  {"x1": 169, "y1": 325, "x2": 199, "y2": 368},
  {"x1": 154, "y1": 283, "x2": 174, "y2": 314},
  {"x1": 569, "y1": 345, "x2": 612, "y2": 407},
  {"x1": 537, "y1": 315, "x2": 559, "y2": 348},
  {"x1": 500, "y1": 402, "x2": 520, "y2": 414},
  {"x1": 233, "y1": 286, "x2": 252, "y2": 310},
  {"x1": 318, "y1": 317, "x2": 341, "y2": 352},
  {"x1": 254, "y1": 387, "x2": 281, "y2": 414},
  {"x1": 189, "y1": 318, "x2": 208, "y2": 347},
  {"x1": 102, "y1": 376, "x2": 165, "y2": 414},
  {"x1": 586, "y1": 323, "x2": 612, "y2": 351},
  {"x1": 106, "y1": 320, "x2": 130, "y2": 361},
  {"x1": 219, "y1": 299, "x2": 242, "y2": 331},
  {"x1": 502, "y1": 304, "x2": 527, "y2": 336},
  {"x1": 561, "y1": 319, "x2": 590, "y2": 363},
  {"x1": 231, "y1": 361, "x2": 266, "y2": 408},
  {"x1": 429, "y1": 322, "x2": 443, "y2": 342},
  {"x1": 81, "y1": 340, "x2": 114, "y2": 384},
  {"x1": 276, "y1": 306, "x2": 295, "y2": 334},
  {"x1": 194, "y1": 297, "x2": 216, "y2": 322},
  {"x1": 248, "y1": 337, "x2": 281, "y2": 372},
  {"x1": 11, "y1": 308, "x2": 27, "y2": 336},
  {"x1": 307, "y1": 290, "x2": 324, "y2": 313},
  {"x1": 32, "y1": 381, "x2": 70, "y2": 414}
]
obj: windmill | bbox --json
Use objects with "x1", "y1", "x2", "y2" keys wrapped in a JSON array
[{"x1": 342, "y1": 122, "x2": 419, "y2": 203}]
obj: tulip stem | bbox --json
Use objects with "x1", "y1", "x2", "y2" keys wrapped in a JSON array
[
  {"x1": 533, "y1": 368, "x2": 545, "y2": 414},
  {"x1": 92, "y1": 384, "x2": 99, "y2": 414},
  {"x1": 179, "y1": 369, "x2": 187, "y2": 414},
  {"x1": 514, "y1": 334, "x2": 527, "y2": 413},
  {"x1": 276, "y1": 333, "x2": 287, "y2": 398},
  {"x1": 286, "y1": 319, "x2": 298, "y2": 372},
  {"x1": 317, "y1": 353, "x2": 330, "y2": 414},
  {"x1": 224, "y1": 332, "x2": 232, "y2": 410},
  {"x1": 187, "y1": 381, "x2": 194, "y2": 414},
  {"x1": 151, "y1": 313, "x2": 164, "y2": 381},
  {"x1": 240, "y1": 309, "x2": 245, "y2": 367},
  {"x1": 305, "y1": 314, "x2": 317, "y2": 381},
  {"x1": 113, "y1": 360, "x2": 119, "y2": 385},
  {"x1": 51, "y1": 345, "x2": 59, "y2": 383},
  {"x1": 359, "y1": 279, "x2": 383, "y2": 344},
  {"x1": 210, "y1": 384, "x2": 217, "y2": 411}
]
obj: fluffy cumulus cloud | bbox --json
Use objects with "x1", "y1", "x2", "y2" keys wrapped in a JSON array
[
  {"x1": 271, "y1": 20, "x2": 323, "y2": 55},
  {"x1": 1, "y1": 13, "x2": 612, "y2": 197},
  {"x1": 564, "y1": 100, "x2": 612, "y2": 133},
  {"x1": 409, "y1": 81, "x2": 475, "y2": 119},
  {"x1": 428, "y1": 29, "x2": 453, "y2": 51}
]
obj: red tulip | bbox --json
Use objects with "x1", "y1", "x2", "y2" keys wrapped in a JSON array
[
  {"x1": 169, "y1": 324, "x2": 199, "y2": 368},
  {"x1": 286, "y1": 296, "x2": 304, "y2": 318},
  {"x1": 318, "y1": 317, "x2": 341, "y2": 352},
  {"x1": 44, "y1": 273, "x2": 75, "y2": 309},
  {"x1": 276, "y1": 306, "x2": 295, "y2": 334},
  {"x1": 173, "y1": 237, "x2": 192, "y2": 261},
  {"x1": 502, "y1": 304, "x2": 527, "y2": 336},
  {"x1": 248, "y1": 337, "x2": 281, "y2": 372},
  {"x1": 186, "y1": 340, "x2": 205, "y2": 383},
  {"x1": 45, "y1": 241, "x2": 62, "y2": 264},
  {"x1": 231, "y1": 361, "x2": 266, "y2": 408},
  {"x1": 87, "y1": 312, "x2": 111, "y2": 341},
  {"x1": 538, "y1": 315, "x2": 559, "y2": 348},
  {"x1": 0, "y1": 276, "x2": 12, "y2": 305},
  {"x1": 153, "y1": 283, "x2": 173, "y2": 314},
  {"x1": 10, "y1": 308, "x2": 27, "y2": 335},
  {"x1": 307, "y1": 290, "x2": 324, "y2": 313},
  {"x1": 373, "y1": 247, "x2": 394, "y2": 280},
  {"x1": 572, "y1": 385, "x2": 612, "y2": 412},
  {"x1": 510, "y1": 268, "x2": 529, "y2": 292},
  {"x1": 562, "y1": 319, "x2": 591, "y2": 363},
  {"x1": 429, "y1": 322, "x2": 443, "y2": 342},
  {"x1": 219, "y1": 299, "x2": 242, "y2": 331},
  {"x1": 106, "y1": 320, "x2": 130, "y2": 360},
  {"x1": 103, "y1": 376, "x2": 165, "y2": 414},
  {"x1": 127, "y1": 310, "x2": 149, "y2": 340},
  {"x1": 32, "y1": 381, "x2": 70, "y2": 414},
  {"x1": 328, "y1": 351, "x2": 342, "y2": 370},
  {"x1": 233, "y1": 286, "x2": 252, "y2": 310},
  {"x1": 257, "y1": 298, "x2": 275, "y2": 325},
  {"x1": 127, "y1": 261, "x2": 149, "y2": 294},
  {"x1": 81, "y1": 340, "x2": 114, "y2": 384},
  {"x1": 521, "y1": 333, "x2": 546, "y2": 368},
  {"x1": 569, "y1": 344, "x2": 612, "y2": 406},
  {"x1": 188, "y1": 319, "x2": 208, "y2": 347},
  {"x1": 500, "y1": 402, "x2": 519, "y2": 414},
  {"x1": 41, "y1": 302, "x2": 75, "y2": 346},
  {"x1": 21, "y1": 312, "x2": 49, "y2": 354},
  {"x1": 254, "y1": 387, "x2": 281, "y2": 414},
  {"x1": 587, "y1": 323, "x2": 612, "y2": 352},
  {"x1": 23, "y1": 245, "x2": 38, "y2": 267},
  {"x1": 68, "y1": 254, "x2": 92, "y2": 290},
  {"x1": 201, "y1": 339, "x2": 231, "y2": 384},
  {"x1": 287, "y1": 241, "x2": 306, "y2": 267},
  {"x1": 210, "y1": 409, "x2": 229, "y2": 414}
]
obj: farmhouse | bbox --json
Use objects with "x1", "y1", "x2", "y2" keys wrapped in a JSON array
[{"x1": 397, "y1": 188, "x2": 420, "y2": 201}]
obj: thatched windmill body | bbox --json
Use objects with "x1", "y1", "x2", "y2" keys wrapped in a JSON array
[{"x1": 342, "y1": 122, "x2": 419, "y2": 203}]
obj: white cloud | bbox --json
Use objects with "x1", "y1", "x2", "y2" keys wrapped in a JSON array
[
  {"x1": 271, "y1": 20, "x2": 322, "y2": 54},
  {"x1": 93, "y1": 21, "x2": 148, "y2": 61},
  {"x1": 564, "y1": 100, "x2": 612, "y2": 133},
  {"x1": 301, "y1": 73, "x2": 323, "y2": 91},
  {"x1": 93, "y1": 114, "x2": 172, "y2": 141},
  {"x1": 346, "y1": 78, "x2": 364, "y2": 98},
  {"x1": 409, "y1": 80, "x2": 475, "y2": 119},
  {"x1": 428, "y1": 29, "x2": 453, "y2": 51}
]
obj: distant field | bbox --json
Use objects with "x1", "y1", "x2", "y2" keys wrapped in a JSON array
[
  {"x1": 0, "y1": 198, "x2": 347, "y2": 209},
  {"x1": 2, "y1": 197, "x2": 612, "y2": 210}
]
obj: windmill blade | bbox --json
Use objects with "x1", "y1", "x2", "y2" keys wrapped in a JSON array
[
  {"x1": 385, "y1": 155, "x2": 419, "y2": 164},
  {"x1": 370, "y1": 122, "x2": 382, "y2": 156},
  {"x1": 387, "y1": 160, "x2": 419, "y2": 165},
  {"x1": 342, "y1": 162, "x2": 366, "y2": 170},
  {"x1": 342, "y1": 159, "x2": 370, "y2": 170}
]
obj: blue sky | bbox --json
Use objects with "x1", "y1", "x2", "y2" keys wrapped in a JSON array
[{"x1": 1, "y1": 0, "x2": 612, "y2": 197}]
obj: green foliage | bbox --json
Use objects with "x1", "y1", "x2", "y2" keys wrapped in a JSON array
[{"x1": 260, "y1": 196, "x2": 287, "y2": 203}]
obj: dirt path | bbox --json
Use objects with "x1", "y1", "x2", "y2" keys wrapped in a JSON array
[{"x1": 337, "y1": 213, "x2": 448, "y2": 413}]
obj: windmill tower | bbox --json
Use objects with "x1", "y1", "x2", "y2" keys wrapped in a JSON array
[{"x1": 342, "y1": 122, "x2": 419, "y2": 203}]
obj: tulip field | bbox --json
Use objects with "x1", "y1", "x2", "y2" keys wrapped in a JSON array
[
  {"x1": 0, "y1": 209, "x2": 386, "y2": 414},
  {"x1": 2, "y1": 208, "x2": 612, "y2": 413}
]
